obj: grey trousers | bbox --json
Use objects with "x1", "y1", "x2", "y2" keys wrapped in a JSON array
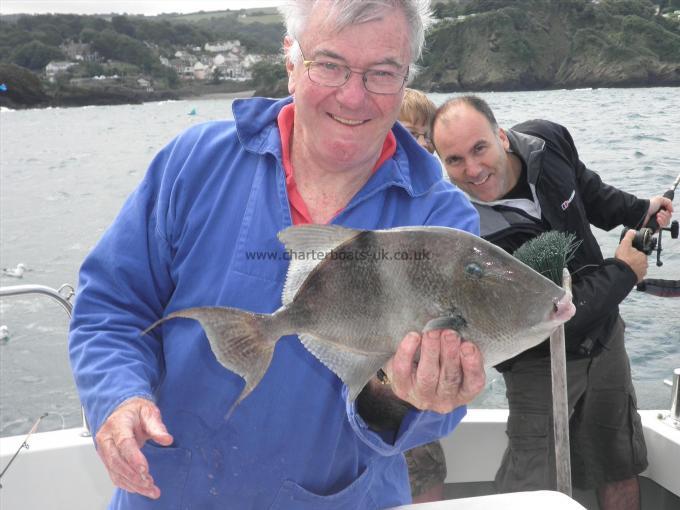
[{"x1": 495, "y1": 318, "x2": 648, "y2": 491}]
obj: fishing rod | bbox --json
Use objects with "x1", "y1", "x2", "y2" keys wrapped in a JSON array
[
  {"x1": 622, "y1": 172, "x2": 680, "y2": 297},
  {"x1": 0, "y1": 413, "x2": 48, "y2": 488}
]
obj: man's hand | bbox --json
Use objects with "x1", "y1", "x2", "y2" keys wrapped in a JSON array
[
  {"x1": 95, "y1": 397, "x2": 173, "y2": 499},
  {"x1": 616, "y1": 229, "x2": 648, "y2": 283},
  {"x1": 644, "y1": 196, "x2": 674, "y2": 230},
  {"x1": 384, "y1": 329, "x2": 485, "y2": 414}
]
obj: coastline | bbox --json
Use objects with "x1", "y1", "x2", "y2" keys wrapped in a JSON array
[
  {"x1": 181, "y1": 89, "x2": 256, "y2": 101},
  {"x1": 0, "y1": 64, "x2": 259, "y2": 110},
  {"x1": 0, "y1": 88, "x2": 258, "y2": 111}
]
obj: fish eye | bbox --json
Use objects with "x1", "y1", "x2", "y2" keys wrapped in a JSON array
[{"x1": 464, "y1": 262, "x2": 484, "y2": 279}]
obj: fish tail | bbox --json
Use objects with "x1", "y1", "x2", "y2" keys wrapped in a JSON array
[{"x1": 144, "y1": 306, "x2": 282, "y2": 408}]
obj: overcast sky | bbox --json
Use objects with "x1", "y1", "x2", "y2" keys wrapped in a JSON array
[{"x1": 0, "y1": 1, "x2": 285, "y2": 16}]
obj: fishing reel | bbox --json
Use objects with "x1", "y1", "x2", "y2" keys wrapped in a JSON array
[
  {"x1": 621, "y1": 173, "x2": 680, "y2": 267},
  {"x1": 621, "y1": 226, "x2": 657, "y2": 255},
  {"x1": 621, "y1": 221, "x2": 678, "y2": 267}
]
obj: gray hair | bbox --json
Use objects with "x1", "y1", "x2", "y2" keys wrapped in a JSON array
[{"x1": 279, "y1": 0, "x2": 434, "y2": 66}]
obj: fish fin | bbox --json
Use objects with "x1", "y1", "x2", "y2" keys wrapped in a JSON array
[
  {"x1": 299, "y1": 333, "x2": 391, "y2": 401},
  {"x1": 379, "y1": 225, "x2": 467, "y2": 236},
  {"x1": 278, "y1": 225, "x2": 361, "y2": 305},
  {"x1": 424, "y1": 315, "x2": 468, "y2": 333},
  {"x1": 144, "y1": 307, "x2": 281, "y2": 408}
]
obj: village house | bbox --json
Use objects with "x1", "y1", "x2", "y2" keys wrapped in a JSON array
[
  {"x1": 169, "y1": 51, "x2": 199, "y2": 79},
  {"x1": 45, "y1": 61, "x2": 77, "y2": 82},
  {"x1": 60, "y1": 41, "x2": 99, "y2": 62},
  {"x1": 204, "y1": 40, "x2": 241, "y2": 53},
  {"x1": 136, "y1": 77, "x2": 153, "y2": 91},
  {"x1": 156, "y1": 40, "x2": 264, "y2": 82},
  {"x1": 193, "y1": 62, "x2": 207, "y2": 81}
]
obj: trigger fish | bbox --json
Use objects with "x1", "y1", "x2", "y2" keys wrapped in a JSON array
[{"x1": 146, "y1": 225, "x2": 575, "y2": 407}]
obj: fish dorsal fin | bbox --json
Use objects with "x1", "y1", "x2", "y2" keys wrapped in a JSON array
[
  {"x1": 277, "y1": 225, "x2": 361, "y2": 305},
  {"x1": 299, "y1": 333, "x2": 392, "y2": 401},
  {"x1": 378, "y1": 225, "x2": 462, "y2": 236}
]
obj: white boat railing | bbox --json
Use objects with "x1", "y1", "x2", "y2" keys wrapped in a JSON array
[
  {"x1": 0, "y1": 283, "x2": 75, "y2": 317},
  {"x1": 663, "y1": 368, "x2": 680, "y2": 429},
  {"x1": 0, "y1": 283, "x2": 91, "y2": 436}
]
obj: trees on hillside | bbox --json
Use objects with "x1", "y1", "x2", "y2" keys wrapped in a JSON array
[
  {"x1": 89, "y1": 29, "x2": 155, "y2": 70},
  {"x1": 0, "y1": 12, "x2": 271, "y2": 71},
  {"x1": 10, "y1": 41, "x2": 64, "y2": 70}
]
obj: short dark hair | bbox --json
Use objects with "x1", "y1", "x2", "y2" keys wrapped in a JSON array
[{"x1": 432, "y1": 95, "x2": 499, "y2": 132}]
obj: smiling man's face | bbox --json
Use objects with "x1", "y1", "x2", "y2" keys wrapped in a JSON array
[
  {"x1": 285, "y1": 3, "x2": 411, "y2": 172},
  {"x1": 433, "y1": 104, "x2": 517, "y2": 202}
]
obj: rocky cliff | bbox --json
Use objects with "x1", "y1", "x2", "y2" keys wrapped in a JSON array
[{"x1": 414, "y1": 0, "x2": 680, "y2": 92}]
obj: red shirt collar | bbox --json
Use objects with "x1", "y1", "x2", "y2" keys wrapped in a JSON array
[{"x1": 277, "y1": 103, "x2": 396, "y2": 225}]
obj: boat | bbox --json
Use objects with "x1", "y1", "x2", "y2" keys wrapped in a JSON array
[{"x1": 1, "y1": 284, "x2": 679, "y2": 509}]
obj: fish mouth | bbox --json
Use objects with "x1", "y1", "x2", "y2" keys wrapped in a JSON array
[
  {"x1": 329, "y1": 113, "x2": 368, "y2": 126},
  {"x1": 550, "y1": 291, "x2": 575, "y2": 325}
]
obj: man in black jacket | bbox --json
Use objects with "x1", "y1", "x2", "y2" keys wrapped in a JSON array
[{"x1": 431, "y1": 95, "x2": 673, "y2": 510}]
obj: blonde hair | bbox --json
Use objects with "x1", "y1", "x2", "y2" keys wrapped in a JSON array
[{"x1": 399, "y1": 88, "x2": 436, "y2": 125}]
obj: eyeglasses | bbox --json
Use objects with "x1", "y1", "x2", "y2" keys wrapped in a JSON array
[
  {"x1": 299, "y1": 47, "x2": 408, "y2": 95},
  {"x1": 408, "y1": 129, "x2": 433, "y2": 146},
  {"x1": 401, "y1": 121, "x2": 433, "y2": 147}
]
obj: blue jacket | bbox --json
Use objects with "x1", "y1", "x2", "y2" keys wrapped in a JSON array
[{"x1": 69, "y1": 96, "x2": 479, "y2": 509}]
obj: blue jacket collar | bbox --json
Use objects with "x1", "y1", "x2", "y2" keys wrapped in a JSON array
[{"x1": 231, "y1": 96, "x2": 444, "y2": 199}]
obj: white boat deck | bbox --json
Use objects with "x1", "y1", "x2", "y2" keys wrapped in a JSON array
[
  {"x1": 392, "y1": 490, "x2": 586, "y2": 509},
  {"x1": 441, "y1": 409, "x2": 680, "y2": 497},
  {"x1": 1, "y1": 409, "x2": 678, "y2": 509}
]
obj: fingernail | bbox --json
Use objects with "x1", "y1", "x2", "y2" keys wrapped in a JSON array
[
  {"x1": 461, "y1": 342, "x2": 475, "y2": 357},
  {"x1": 443, "y1": 330, "x2": 457, "y2": 342}
]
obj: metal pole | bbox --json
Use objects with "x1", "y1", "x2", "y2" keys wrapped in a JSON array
[
  {"x1": 0, "y1": 284, "x2": 73, "y2": 316},
  {"x1": 550, "y1": 268, "x2": 572, "y2": 496},
  {"x1": 0, "y1": 284, "x2": 90, "y2": 436}
]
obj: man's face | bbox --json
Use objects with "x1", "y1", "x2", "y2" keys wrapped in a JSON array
[
  {"x1": 400, "y1": 119, "x2": 434, "y2": 153},
  {"x1": 285, "y1": 5, "x2": 411, "y2": 172},
  {"x1": 433, "y1": 105, "x2": 514, "y2": 202}
]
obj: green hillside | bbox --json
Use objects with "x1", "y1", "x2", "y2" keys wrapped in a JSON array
[
  {"x1": 416, "y1": 0, "x2": 680, "y2": 91},
  {"x1": 1, "y1": 1, "x2": 679, "y2": 107}
]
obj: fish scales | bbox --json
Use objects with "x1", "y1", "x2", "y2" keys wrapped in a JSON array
[
  {"x1": 145, "y1": 225, "x2": 575, "y2": 410},
  {"x1": 283, "y1": 231, "x2": 426, "y2": 352}
]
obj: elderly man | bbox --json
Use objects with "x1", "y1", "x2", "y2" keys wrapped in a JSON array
[
  {"x1": 69, "y1": 2, "x2": 485, "y2": 508},
  {"x1": 431, "y1": 95, "x2": 673, "y2": 510}
]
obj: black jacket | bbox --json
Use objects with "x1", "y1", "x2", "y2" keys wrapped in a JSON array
[{"x1": 474, "y1": 120, "x2": 649, "y2": 369}]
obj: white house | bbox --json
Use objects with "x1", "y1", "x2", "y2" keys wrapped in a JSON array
[
  {"x1": 204, "y1": 40, "x2": 241, "y2": 53},
  {"x1": 45, "y1": 61, "x2": 76, "y2": 82},
  {"x1": 193, "y1": 62, "x2": 207, "y2": 80}
]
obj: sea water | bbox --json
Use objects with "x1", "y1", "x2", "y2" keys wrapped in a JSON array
[{"x1": 1, "y1": 87, "x2": 679, "y2": 436}]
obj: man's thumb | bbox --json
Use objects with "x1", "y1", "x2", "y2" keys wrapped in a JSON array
[{"x1": 140, "y1": 403, "x2": 173, "y2": 445}]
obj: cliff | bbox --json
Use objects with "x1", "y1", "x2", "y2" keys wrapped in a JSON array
[
  {"x1": 0, "y1": 64, "x2": 50, "y2": 108},
  {"x1": 414, "y1": 0, "x2": 680, "y2": 92},
  {"x1": 3, "y1": 1, "x2": 679, "y2": 108}
]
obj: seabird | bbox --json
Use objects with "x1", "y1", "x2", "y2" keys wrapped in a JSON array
[{"x1": 2, "y1": 263, "x2": 26, "y2": 278}]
